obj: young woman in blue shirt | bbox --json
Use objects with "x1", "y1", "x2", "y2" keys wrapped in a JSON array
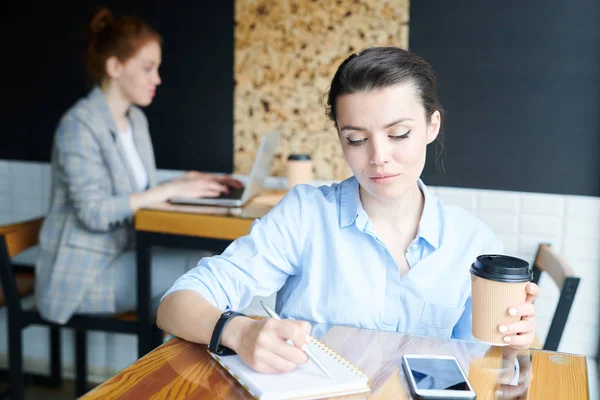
[{"x1": 157, "y1": 47, "x2": 539, "y2": 374}]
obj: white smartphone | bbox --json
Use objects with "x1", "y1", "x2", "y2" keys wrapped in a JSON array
[{"x1": 402, "y1": 354, "x2": 476, "y2": 399}]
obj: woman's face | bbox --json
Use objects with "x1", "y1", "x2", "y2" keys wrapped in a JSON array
[
  {"x1": 336, "y1": 82, "x2": 440, "y2": 201},
  {"x1": 111, "y1": 40, "x2": 162, "y2": 107}
]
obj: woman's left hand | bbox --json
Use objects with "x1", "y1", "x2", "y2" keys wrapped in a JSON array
[{"x1": 499, "y1": 282, "x2": 540, "y2": 349}]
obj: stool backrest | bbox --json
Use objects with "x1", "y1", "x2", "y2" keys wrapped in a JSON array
[
  {"x1": 532, "y1": 243, "x2": 580, "y2": 351},
  {"x1": 0, "y1": 217, "x2": 44, "y2": 313}
]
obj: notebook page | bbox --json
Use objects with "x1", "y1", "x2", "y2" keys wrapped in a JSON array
[{"x1": 211, "y1": 341, "x2": 370, "y2": 400}]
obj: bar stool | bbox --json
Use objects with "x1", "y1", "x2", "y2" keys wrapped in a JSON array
[{"x1": 0, "y1": 217, "x2": 162, "y2": 399}]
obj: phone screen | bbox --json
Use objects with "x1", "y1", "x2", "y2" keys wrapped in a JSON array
[{"x1": 405, "y1": 357, "x2": 470, "y2": 391}]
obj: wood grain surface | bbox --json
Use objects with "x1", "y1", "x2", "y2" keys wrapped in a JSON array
[
  {"x1": 81, "y1": 326, "x2": 589, "y2": 400},
  {"x1": 135, "y1": 191, "x2": 286, "y2": 239}
]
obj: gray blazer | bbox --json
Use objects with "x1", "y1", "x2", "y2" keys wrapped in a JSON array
[{"x1": 36, "y1": 87, "x2": 157, "y2": 324}]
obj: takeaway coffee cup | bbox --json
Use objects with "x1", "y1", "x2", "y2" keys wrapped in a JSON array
[
  {"x1": 287, "y1": 154, "x2": 312, "y2": 189},
  {"x1": 470, "y1": 255, "x2": 533, "y2": 345}
]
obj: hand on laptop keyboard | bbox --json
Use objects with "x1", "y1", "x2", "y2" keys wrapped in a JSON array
[
  {"x1": 217, "y1": 185, "x2": 246, "y2": 200},
  {"x1": 169, "y1": 172, "x2": 244, "y2": 198},
  {"x1": 175, "y1": 171, "x2": 244, "y2": 188},
  {"x1": 216, "y1": 176, "x2": 245, "y2": 190}
]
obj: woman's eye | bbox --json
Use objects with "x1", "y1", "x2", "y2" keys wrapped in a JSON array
[
  {"x1": 390, "y1": 130, "x2": 411, "y2": 140},
  {"x1": 346, "y1": 138, "x2": 366, "y2": 146}
]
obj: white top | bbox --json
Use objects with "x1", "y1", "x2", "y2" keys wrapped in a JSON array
[{"x1": 117, "y1": 120, "x2": 148, "y2": 191}]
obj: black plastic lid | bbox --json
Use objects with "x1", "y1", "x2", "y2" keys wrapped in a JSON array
[
  {"x1": 288, "y1": 154, "x2": 311, "y2": 161},
  {"x1": 470, "y1": 255, "x2": 532, "y2": 283}
]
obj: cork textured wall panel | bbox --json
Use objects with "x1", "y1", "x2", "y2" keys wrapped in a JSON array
[{"x1": 234, "y1": 0, "x2": 410, "y2": 180}]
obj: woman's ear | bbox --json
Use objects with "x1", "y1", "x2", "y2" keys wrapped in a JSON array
[
  {"x1": 105, "y1": 56, "x2": 123, "y2": 79},
  {"x1": 426, "y1": 110, "x2": 441, "y2": 144}
]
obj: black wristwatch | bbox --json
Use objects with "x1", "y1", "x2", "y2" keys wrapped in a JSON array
[{"x1": 208, "y1": 310, "x2": 246, "y2": 356}]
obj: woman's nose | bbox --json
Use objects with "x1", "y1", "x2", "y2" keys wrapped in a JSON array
[{"x1": 369, "y1": 139, "x2": 390, "y2": 165}]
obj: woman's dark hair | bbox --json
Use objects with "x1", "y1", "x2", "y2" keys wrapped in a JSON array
[
  {"x1": 325, "y1": 47, "x2": 445, "y2": 163},
  {"x1": 84, "y1": 7, "x2": 162, "y2": 84}
]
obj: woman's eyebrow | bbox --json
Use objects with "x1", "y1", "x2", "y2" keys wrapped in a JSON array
[{"x1": 339, "y1": 117, "x2": 413, "y2": 132}]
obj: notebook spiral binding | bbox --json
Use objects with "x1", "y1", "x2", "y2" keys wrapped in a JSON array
[{"x1": 309, "y1": 337, "x2": 371, "y2": 383}]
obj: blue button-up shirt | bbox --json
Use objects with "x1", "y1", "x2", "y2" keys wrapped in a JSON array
[{"x1": 163, "y1": 177, "x2": 502, "y2": 340}]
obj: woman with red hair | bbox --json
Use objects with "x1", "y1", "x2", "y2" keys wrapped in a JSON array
[{"x1": 35, "y1": 8, "x2": 241, "y2": 324}]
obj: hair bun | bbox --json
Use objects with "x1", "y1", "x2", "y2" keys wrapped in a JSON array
[{"x1": 88, "y1": 7, "x2": 113, "y2": 35}]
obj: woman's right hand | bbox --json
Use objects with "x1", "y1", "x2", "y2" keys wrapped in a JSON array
[
  {"x1": 165, "y1": 176, "x2": 230, "y2": 199},
  {"x1": 224, "y1": 317, "x2": 312, "y2": 374},
  {"x1": 130, "y1": 174, "x2": 231, "y2": 211}
]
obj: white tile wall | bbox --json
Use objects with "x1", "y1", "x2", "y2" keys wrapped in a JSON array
[
  {"x1": 0, "y1": 160, "x2": 598, "y2": 386},
  {"x1": 477, "y1": 212, "x2": 519, "y2": 234},
  {"x1": 520, "y1": 215, "x2": 563, "y2": 236},
  {"x1": 520, "y1": 192, "x2": 565, "y2": 217},
  {"x1": 567, "y1": 197, "x2": 600, "y2": 218},
  {"x1": 478, "y1": 190, "x2": 520, "y2": 213},
  {"x1": 435, "y1": 185, "x2": 600, "y2": 359},
  {"x1": 434, "y1": 187, "x2": 477, "y2": 213}
]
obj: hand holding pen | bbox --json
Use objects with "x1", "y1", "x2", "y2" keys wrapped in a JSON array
[
  {"x1": 226, "y1": 303, "x2": 317, "y2": 375},
  {"x1": 261, "y1": 301, "x2": 333, "y2": 379}
]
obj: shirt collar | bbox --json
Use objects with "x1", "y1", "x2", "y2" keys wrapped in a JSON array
[
  {"x1": 339, "y1": 176, "x2": 362, "y2": 228},
  {"x1": 87, "y1": 85, "x2": 125, "y2": 136},
  {"x1": 416, "y1": 178, "x2": 441, "y2": 249},
  {"x1": 339, "y1": 176, "x2": 441, "y2": 249}
]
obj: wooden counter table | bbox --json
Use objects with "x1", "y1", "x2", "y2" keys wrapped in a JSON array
[
  {"x1": 82, "y1": 325, "x2": 589, "y2": 399},
  {"x1": 133, "y1": 191, "x2": 286, "y2": 357}
]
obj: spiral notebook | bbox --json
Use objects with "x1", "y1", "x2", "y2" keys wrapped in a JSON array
[{"x1": 209, "y1": 338, "x2": 371, "y2": 400}]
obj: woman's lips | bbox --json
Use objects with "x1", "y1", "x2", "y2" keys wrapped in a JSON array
[{"x1": 369, "y1": 174, "x2": 400, "y2": 184}]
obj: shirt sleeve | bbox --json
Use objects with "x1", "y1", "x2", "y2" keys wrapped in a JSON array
[
  {"x1": 485, "y1": 233, "x2": 505, "y2": 255},
  {"x1": 453, "y1": 231, "x2": 505, "y2": 340},
  {"x1": 161, "y1": 186, "x2": 310, "y2": 311},
  {"x1": 55, "y1": 115, "x2": 132, "y2": 232}
]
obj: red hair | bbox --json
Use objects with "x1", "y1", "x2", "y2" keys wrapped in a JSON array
[{"x1": 84, "y1": 7, "x2": 162, "y2": 83}]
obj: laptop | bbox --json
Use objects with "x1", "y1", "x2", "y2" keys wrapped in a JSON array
[{"x1": 168, "y1": 128, "x2": 281, "y2": 207}]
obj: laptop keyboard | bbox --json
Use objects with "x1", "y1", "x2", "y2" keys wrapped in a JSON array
[{"x1": 217, "y1": 186, "x2": 245, "y2": 200}]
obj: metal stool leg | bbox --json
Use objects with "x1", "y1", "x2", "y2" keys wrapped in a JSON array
[
  {"x1": 151, "y1": 324, "x2": 163, "y2": 349},
  {"x1": 49, "y1": 325, "x2": 62, "y2": 387},
  {"x1": 8, "y1": 316, "x2": 25, "y2": 400},
  {"x1": 75, "y1": 329, "x2": 88, "y2": 397}
]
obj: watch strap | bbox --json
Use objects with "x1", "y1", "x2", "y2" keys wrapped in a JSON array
[{"x1": 208, "y1": 311, "x2": 245, "y2": 356}]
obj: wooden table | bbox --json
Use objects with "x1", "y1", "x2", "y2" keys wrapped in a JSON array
[
  {"x1": 134, "y1": 191, "x2": 286, "y2": 357},
  {"x1": 82, "y1": 325, "x2": 589, "y2": 399}
]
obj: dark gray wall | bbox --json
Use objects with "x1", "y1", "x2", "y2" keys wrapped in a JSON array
[
  {"x1": 1, "y1": 1, "x2": 234, "y2": 173},
  {"x1": 411, "y1": 1, "x2": 600, "y2": 196}
]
